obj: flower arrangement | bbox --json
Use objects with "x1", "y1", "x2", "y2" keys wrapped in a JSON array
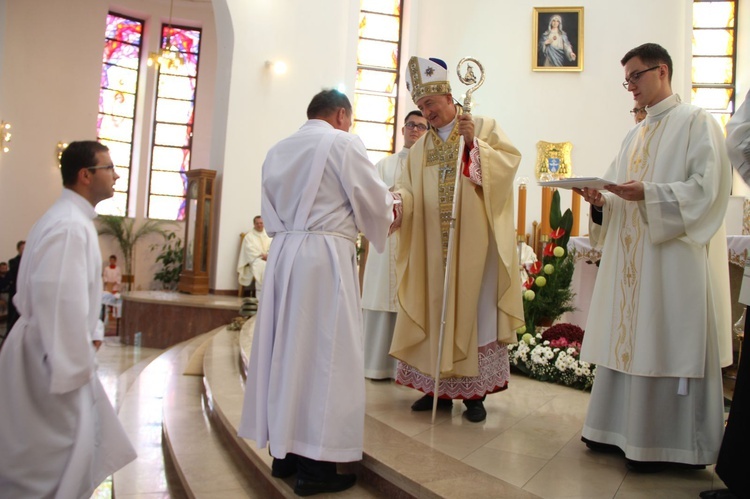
[
  {"x1": 508, "y1": 323, "x2": 596, "y2": 390},
  {"x1": 520, "y1": 189, "x2": 576, "y2": 333}
]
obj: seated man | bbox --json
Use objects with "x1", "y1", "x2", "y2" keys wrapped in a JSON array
[{"x1": 237, "y1": 215, "x2": 271, "y2": 296}]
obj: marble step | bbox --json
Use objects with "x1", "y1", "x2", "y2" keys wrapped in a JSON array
[
  {"x1": 113, "y1": 334, "x2": 207, "y2": 498},
  {"x1": 202, "y1": 324, "x2": 384, "y2": 498},
  {"x1": 205, "y1": 323, "x2": 538, "y2": 498}
]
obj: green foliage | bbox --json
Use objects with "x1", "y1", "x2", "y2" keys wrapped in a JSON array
[
  {"x1": 152, "y1": 231, "x2": 184, "y2": 290},
  {"x1": 97, "y1": 215, "x2": 168, "y2": 287},
  {"x1": 522, "y1": 190, "x2": 577, "y2": 333}
]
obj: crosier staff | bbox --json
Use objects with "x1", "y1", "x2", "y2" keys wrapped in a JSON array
[{"x1": 431, "y1": 57, "x2": 486, "y2": 423}]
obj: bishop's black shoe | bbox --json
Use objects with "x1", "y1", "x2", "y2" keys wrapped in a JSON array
[
  {"x1": 462, "y1": 399, "x2": 487, "y2": 422},
  {"x1": 581, "y1": 436, "x2": 624, "y2": 455},
  {"x1": 625, "y1": 459, "x2": 668, "y2": 473},
  {"x1": 294, "y1": 473, "x2": 357, "y2": 496},
  {"x1": 271, "y1": 453, "x2": 298, "y2": 478},
  {"x1": 411, "y1": 394, "x2": 452, "y2": 411}
]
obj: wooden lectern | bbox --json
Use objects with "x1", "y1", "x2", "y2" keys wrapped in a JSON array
[{"x1": 178, "y1": 169, "x2": 216, "y2": 294}]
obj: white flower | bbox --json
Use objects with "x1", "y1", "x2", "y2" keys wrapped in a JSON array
[
  {"x1": 567, "y1": 347, "x2": 576, "y2": 355},
  {"x1": 543, "y1": 340, "x2": 550, "y2": 346}
]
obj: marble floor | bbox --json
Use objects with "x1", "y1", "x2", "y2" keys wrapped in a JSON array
[{"x1": 94, "y1": 336, "x2": 731, "y2": 499}]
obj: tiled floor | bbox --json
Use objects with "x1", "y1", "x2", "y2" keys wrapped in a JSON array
[{"x1": 96, "y1": 335, "x2": 731, "y2": 499}]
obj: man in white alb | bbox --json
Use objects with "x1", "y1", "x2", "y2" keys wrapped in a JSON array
[
  {"x1": 237, "y1": 215, "x2": 271, "y2": 296},
  {"x1": 238, "y1": 89, "x2": 396, "y2": 496},
  {"x1": 0, "y1": 141, "x2": 137, "y2": 497},
  {"x1": 575, "y1": 43, "x2": 733, "y2": 472},
  {"x1": 362, "y1": 110, "x2": 428, "y2": 380}
]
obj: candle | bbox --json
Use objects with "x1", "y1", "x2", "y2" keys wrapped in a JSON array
[
  {"x1": 571, "y1": 190, "x2": 581, "y2": 236},
  {"x1": 540, "y1": 186, "x2": 552, "y2": 236},
  {"x1": 517, "y1": 184, "x2": 527, "y2": 238}
]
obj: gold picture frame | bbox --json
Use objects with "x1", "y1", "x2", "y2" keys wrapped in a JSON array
[
  {"x1": 532, "y1": 7, "x2": 584, "y2": 72},
  {"x1": 536, "y1": 141, "x2": 573, "y2": 180}
]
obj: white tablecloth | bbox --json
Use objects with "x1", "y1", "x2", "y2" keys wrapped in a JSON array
[{"x1": 561, "y1": 235, "x2": 750, "y2": 328}]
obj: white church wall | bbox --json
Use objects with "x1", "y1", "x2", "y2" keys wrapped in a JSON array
[
  {"x1": 0, "y1": 0, "x2": 216, "y2": 289},
  {"x1": 404, "y1": 0, "x2": 693, "y2": 238},
  {"x1": 209, "y1": 0, "x2": 360, "y2": 292}
]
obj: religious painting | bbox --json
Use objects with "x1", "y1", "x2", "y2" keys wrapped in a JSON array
[
  {"x1": 532, "y1": 7, "x2": 584, "y2": 72},
  {"x1": 535, "y1": 141, "x2": 573, "y2": 180}
]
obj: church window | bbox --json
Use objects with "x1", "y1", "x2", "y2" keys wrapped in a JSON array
[
  {"x1": 691, "y1": 0, "x2": 738, "y2": 129},
  {"x1": 96, "y1": 13, "x2": 144, "y2": 216},
  {"x1": 148, "y1": 25, "x2": 202, "y2": 220},
  {"x1": 353, "y1": 0, "x2": 403, "y2": 164}
]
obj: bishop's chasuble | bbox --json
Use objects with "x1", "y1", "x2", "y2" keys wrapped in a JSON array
[
  {"x1": 581, "y1": 94, "x2": 733, "y2": 465},
  {"x1": 391, "y1": 107, "x2": 525, "y2": 399}
]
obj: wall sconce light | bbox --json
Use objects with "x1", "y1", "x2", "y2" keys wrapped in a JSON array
[
  {"x1": 265, "y1": 60, "x2": 288, "y2": 75},
  {"x1": 56, "y1": 141, "x2": 69, "y2": 166},
  {"x1": 1, "y1": 121, "x2": 11, "y2": 153}
]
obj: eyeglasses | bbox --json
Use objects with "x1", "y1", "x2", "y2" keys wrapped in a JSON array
[
  {"x1": 629, "y1": 108, "x2": 646, "y2": 115},
  {"x1": 622, "y1": 66, "x2": 660, "y2": 89},
  {"x1": 405, "y1": 122, "x2": 428, "y2": 131},
  {"x1": 87, "y1": 164, "x2": 115, "y2": 171}
]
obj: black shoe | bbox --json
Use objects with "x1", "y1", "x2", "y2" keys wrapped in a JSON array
[
  {"x1": 581, "y1": 437, "x2": 623, "y2": 455},
  {"x1": 625, "y1": 459, "x2": 668, "y2": 473},
  {"x1": 411, "y1": 394, "x2": 452, "y2": 411},
  {"x1": 699, "y1": 489, "x2": 740, "y2": 499},
  {"x1": 462, "y1": 399, "x2": 487, "y2": 422},
  {"x1": 271, "y1": 454, "x2": 298, "y2": 478},
  {"x1": 294, "y1": 473, "x2": 357, "y2": 496}
]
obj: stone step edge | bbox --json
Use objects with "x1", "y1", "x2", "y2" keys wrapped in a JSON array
[
  {"x1": 113, "y1": 333, "x2": 212, "y2": 498},
  {"x1": 161, "y1": 327, "x2": 272, "y2": 498}
]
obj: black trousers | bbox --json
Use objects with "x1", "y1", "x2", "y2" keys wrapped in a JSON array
[{"x1": 715, "y1": 306, "x2": 750, "y2": 498}]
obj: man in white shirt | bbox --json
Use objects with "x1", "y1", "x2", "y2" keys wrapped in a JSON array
[
  {"x1": 576, "y1": 43, "x2": 732, "y2": 472},
  {"x1": 237, "y1": 215, "x2": 271, "y2": 296},
  {"x1": 102, "y1": 254, "x2": 122, "y2": 292},
  {"x1": 0, "y1": 141, "x2": 136, "y2": 497},
  {"x1": 361, "y1": 110, "x2": 428, "y2": 380},
  {"x1": 239, "y1": 90, "x2": 395, "y2": 496}
]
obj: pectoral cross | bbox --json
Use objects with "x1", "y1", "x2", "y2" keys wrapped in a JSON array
[{"x1": 439, "y1": 164, "x2": 454, "y2": 183}]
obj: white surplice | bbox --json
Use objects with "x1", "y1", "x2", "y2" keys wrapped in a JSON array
[
  {"x1": 580, "y1": 94, "x2": 733, "y2": 464},
  {"x1": 238, "y1": 119, "x2": 393, "y2": 462},
  {"x1": 0, "y1": 189, "x2": 136, "y2": 498},
  {"x1": 237, "y1": 228, "x2": 272, "y2": 291},
  {"x1": 726, "y1": 88, "x2": 750, "y2": 186},
  {"x1": 361, "y1": 148, "x2": 406, "y2": 379}
]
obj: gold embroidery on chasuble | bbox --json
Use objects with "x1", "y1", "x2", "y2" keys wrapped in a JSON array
[
  {"x1": 612, "y1": 119, "x2": 665, "y2": 371},
  {"x1": 426, "y1": 127, "x2": 462, "y2": 266}
]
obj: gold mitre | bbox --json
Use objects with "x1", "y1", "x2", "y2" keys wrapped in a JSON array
[{"x1": 406, "y1": 56, "x2": 452, "y2": 104}]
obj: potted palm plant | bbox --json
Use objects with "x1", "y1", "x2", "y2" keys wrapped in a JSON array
[{"x1": 97, "y1": 215, "x2": 168, "y2": 291}]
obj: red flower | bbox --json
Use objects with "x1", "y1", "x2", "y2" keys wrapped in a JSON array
[
  {"x1": 523, "y1": 276, "x2": 534, "y2": 289},
  {"x1": 529, "y1": 261, "x2": 542, "y2": 275},
  {"x1": 543, "y1": 242, "x2": 556, "y2": 257},
  {"x1": 550, "y1": 227, "x2": 566, "y2": 240}
]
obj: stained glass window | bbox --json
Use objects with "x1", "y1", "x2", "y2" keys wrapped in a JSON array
[
  {"x1": 353, "y1": 0, "x2": 403, "y2": 163},
  {"x1": 96, "y1": 13, "x2": 144, "y2": 216},
  {"x1": 691, "y1": 0, "x2": 737, "y2": 129},
  {"x1": 148, "y1": 25, "x2": 201, "y2": 220}
]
